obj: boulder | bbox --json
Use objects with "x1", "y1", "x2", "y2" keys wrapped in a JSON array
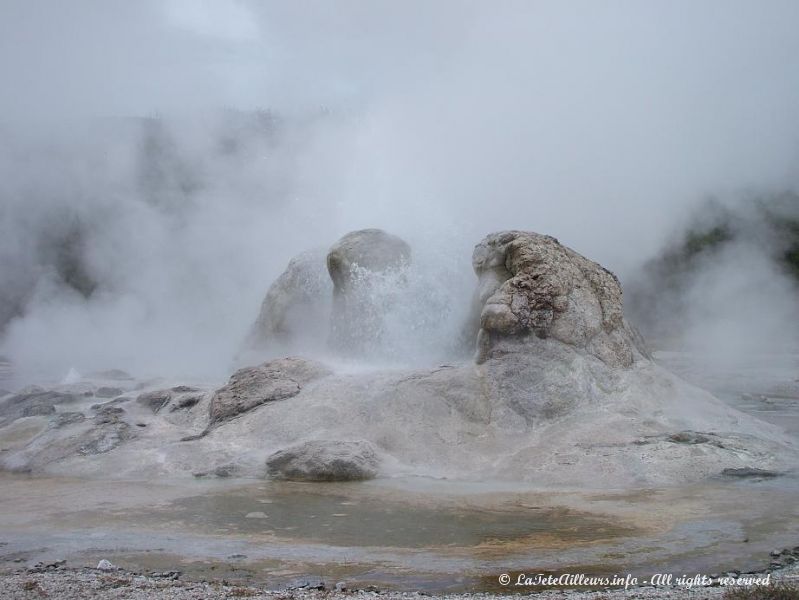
[
  {"x1": 469, "y1": 231, "x2": 646, "y2": 366},
  {"x1": 209, "y1": 357, "x2": 331, "y2": 425},
  {"x1": 0, "y1": 390, "x2": 77, "y2": 427},
  {"x1": 266, "y1": 440, "x2": 380, "y2": 481},
  {"x1": 243, "y1": 248, "x2": 332, "y2": 357},
  {"x1": 95, "y1": 386, "x2": 123, "y2": 398},
  {"x1": 326, "y1": 229, "x2": 411, "y2": 354},
  {"x1": 137, "y1": 390, "x2": 172, "y2": 413}
]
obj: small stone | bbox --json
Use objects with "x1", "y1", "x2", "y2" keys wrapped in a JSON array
[
  {"x1": 335, "y1": 581, "x2": 347, "y2": 592},
  {"x1": 771, "y1": 549, "x2": 782, "y2": 557},
  {"x1": 721, "y1": 468, "x2": 781, "y2": 479},
  {"x1": 151, "y1": 570, "x2": 181, "y2": 580},
  {"x1": 213, "y1": 464, "x2": 238, "y2": 478},
  {"x1": 97, "y1": 559, "x2": 117, "y2": 571},
  {"x1": 245, "y1": 512, "x2": 268, "y2": 519}
]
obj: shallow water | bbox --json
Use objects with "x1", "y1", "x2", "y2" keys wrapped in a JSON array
[{"x1": 0, "y1": 472, "x2": 798, "y2": 591}]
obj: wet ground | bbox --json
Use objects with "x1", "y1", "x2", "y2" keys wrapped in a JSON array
[
  {"x1": 0, "y1": 472, "x2": 798, "y2": 592},
  {"x1": 0, "y1": 352, "x2": 798, "y2": 592}
]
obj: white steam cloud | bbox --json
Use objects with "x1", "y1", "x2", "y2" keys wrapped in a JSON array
[{"x1": 1, "y1": 1, "x2": 798, "y2": 383}]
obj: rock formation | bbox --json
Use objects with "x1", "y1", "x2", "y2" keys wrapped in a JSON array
[
  {"x1": 266, "y1": 440, "x2": 380, "y2": 481},
  {"x1": 208, "y1": 357, "x2": 331, "y2": 425},
  {"x1": 242, "y1": 248, "x2": 332, "y2": 359},
  {"x1": 326, "y1": 229, "x2": 411, "y2": 355},
  {"x1": 0, "y1": 229, "x2": 796, "y2": 488},
  {"x1": 469, "y1": 231, "x2": 646, "y2": 366}
]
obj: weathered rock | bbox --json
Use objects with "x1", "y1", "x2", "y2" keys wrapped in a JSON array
[
  {"x1": 95, "y1": 386, "x2": 124, "y2": 398},
  {"x1": 266, "y1": 440, "x2": 380, "y2": 481},
  {"x1": 136, "y1": 390, "x2": 172, "y2": 413},
  {"x1": 0, "y1": 390, "x2": 77, "y2": 427},
  {"x1": 327, "y1": 229, "x2": 411, "y2": 354},
  {"x1": 470, "y1": 231, "x2": 645, "y2": 366},
  {"x1": 669, "y1": 431, "x2": 712, "y2": 444},
  {"x1": 327, "y1": 229, "x2": 411, "y2": 291},
  {"x1": 721, "y1": 467, "x2": 782, "y2": 478},
  {"x1": 170, "y1": 395, "x2": 202, "y2": 411},
  {"x1": 96, "y1": 559, "x2": 118, "y2": 571},
  {"x1": 50, "y1": 412, "x2": 86, "y2": 428},
  {"x1": 209, "y1": 357, "x2": 331, "y2": 425},
  {"x1": 243, "y1": 248, "x2": 333, "y2": 356},
  {"x1": 192, "y1": 463, "x2": 239, "y2": 478},
  {"x1": 22, "y1": 403, "x2": 56, "y2": 417},
  {"x1": 94, "y1": 406, "x2": 125, "y2": 425},
  {"x1": 78, "y1": 422, "x2": 132, "y2": 455},
  {"x1": 170, "y1": 385, "x2": 199, "y2": 393}
]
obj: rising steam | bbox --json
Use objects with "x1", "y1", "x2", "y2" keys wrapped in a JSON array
[{"x1": 1, "y1": 1, "x2": 798, "y2": 384}]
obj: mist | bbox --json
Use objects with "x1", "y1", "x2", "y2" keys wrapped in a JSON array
[{"x1": 2, "y1": 0, "x2": 799, "y2": 383}]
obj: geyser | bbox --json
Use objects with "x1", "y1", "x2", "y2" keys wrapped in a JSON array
[{"x1": 0, "y1": 230, "x2": 795, "y2": 488}]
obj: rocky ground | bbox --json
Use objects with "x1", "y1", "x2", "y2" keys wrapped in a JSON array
[{"x1": 0, "y1": 560, "x2": 797, "y2": 600}]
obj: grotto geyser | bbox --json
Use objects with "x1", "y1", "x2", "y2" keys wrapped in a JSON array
[{"x1": 0, "y1": 229, "x2": 795, "y2": 488}]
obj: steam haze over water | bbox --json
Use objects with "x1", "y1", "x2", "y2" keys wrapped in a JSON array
[{"x1": 1, "y1": 0, "x2": 798, "y2": 382}]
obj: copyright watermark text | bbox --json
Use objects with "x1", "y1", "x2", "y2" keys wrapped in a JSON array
[{"x1": 496, "y1": 572, "x2": 774, "y2": 590}]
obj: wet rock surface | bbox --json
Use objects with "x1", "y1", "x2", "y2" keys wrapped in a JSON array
[
  {"x1": 327, "y1": 229, "x2": 411, "y2": 354},
  {"x1": 721, "y1": 467, "x2": 782, "y2": 479},
  {"x1": 209, "y1": 357, "x2": 331, "y2": 425},
  {"x1": 243, "y1": 248, "x2": 333, "y2": 358},
  {"x1": 0, "y1": 390, "x2": 78, "y2": 427},
  {"x1": 137, "y1": 390, "x2": 172, "y2": 413},
  {"x1": 266, "y1": 440, "x2": 380, "y2": 481}
]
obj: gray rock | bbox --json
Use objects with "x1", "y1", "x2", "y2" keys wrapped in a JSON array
[
  {"x1": 78, "y1": 422, "x2": 132, "y2": 455},
  {"x1": 0, "y1": 390, "x2": 77, "y2": 426},
  {"x1": 243, "y1": 248, "x2": 333, "y2": 357},
  {"x1": 327, "y1": 229, "x2": 411, "y2": 291},
  {"x1": 326, "y1": 229, "x2": 411, "y2": 354},
  {"x1": 209, "y1": 357, "x2": 330, "y2": 425},
  {"x1": 669, "y1": 431, "x2": 709, "y2": 444},
  {"x1": 136, "y1": 389, "x2": 172, "y2": 413},
  {"x1": 96, "y1": 559, "x2": 118, "y2": 571},
  {"x1": 170, "y1": 385, "x2": 199, "y2": 393},
  {"x1": 94, "y1": 406, "x2": 125, "y2": 425},
  {"x1": 170, "y1": 395, "x2": 202, "y2": 411},
  {"x1": 721, "y1": 467, "x2": 782, "y2": 478},
  {"x1": 22, "y1": 403, "x2": 56, "y2": 417},
  {"x1": 469, "y1": 231, "x2": 645, "y2": 366},
  {"x1": 95, "y1": 386, "x2": 124, "y2": 398},
  {"x1": 50, "y1": 412, "x2": 86, "y2": 428},
  {"x1": 266, "y1": 439, "x2": 380, "y2": 481}
]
